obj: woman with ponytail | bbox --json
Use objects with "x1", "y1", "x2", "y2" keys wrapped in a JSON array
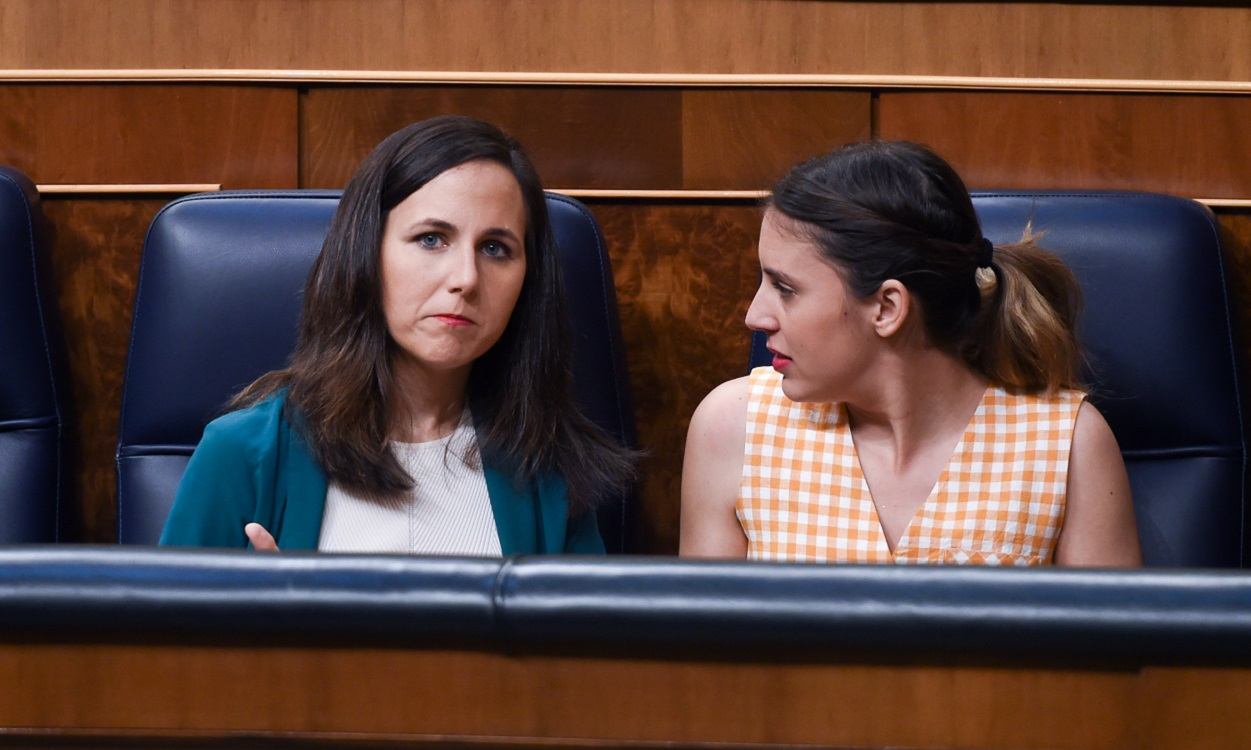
[{"x1": 680, "y1": 141, "x2": 1140, "y2": 566}]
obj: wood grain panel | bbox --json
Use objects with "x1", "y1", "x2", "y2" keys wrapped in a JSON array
[
  {"x1": 39, "y1": 198, "x2": 166, "y2": 543},
  {"x1": 0, "y1": 84, "x2": 297, "y2": 187},
  {"x1": 1217, "y1": 210, "x2": 1251, "y2": 560},
  {"x1": 680, "y1": 90, "x2": 871, "y2": 190},
  {"x1": 0, "y1": 643, "x2": 1144, "y2": 749},
  {"x1": 4, "y1": 1, "x2": 1251, "y2": 82},
  {"x1": 1219, "y1": 212, "x2": 1251, "y2": 367},
  {"x1": 300, "y1": 87, "x2": 682, "y2": 190},
  {"x1": 876, "y1": 92, "x2": 1251, "y2": 198},
  {"x1": 591, "y1": 203, "x2": 763, "y2": 553},
  {"x1": 1140, "y1": 667, "x2": 1251, "y2": 750}
]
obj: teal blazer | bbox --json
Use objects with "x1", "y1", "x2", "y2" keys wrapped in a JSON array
[{"x1": 159, "y1": 394, "x2": 605, "y2": 554}]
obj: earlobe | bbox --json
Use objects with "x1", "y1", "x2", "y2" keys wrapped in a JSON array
[{"x1": 873, "y1": 280, "x2": 909, "y2": 338}]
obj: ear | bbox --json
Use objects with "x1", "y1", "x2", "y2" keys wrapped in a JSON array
[{"x1": 871, "y1": 279, "x2": 910, "y2": 338}]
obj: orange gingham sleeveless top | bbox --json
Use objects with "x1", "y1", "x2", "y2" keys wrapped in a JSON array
[{"x1": 737, "y1": 367, "x2": 1085, "y2": 566}]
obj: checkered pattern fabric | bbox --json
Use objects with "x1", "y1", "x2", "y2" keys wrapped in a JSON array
[{"x1": 736, "y1": 367, "x2": 1083, "y2": 566}]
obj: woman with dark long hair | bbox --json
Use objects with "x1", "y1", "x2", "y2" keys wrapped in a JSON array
[
  {"x1": 680, "y1": 141, "x2": 1140, "y2": 566},
  {"x1": 162, "y1": 115, "x2": 634, "y2": 554}
]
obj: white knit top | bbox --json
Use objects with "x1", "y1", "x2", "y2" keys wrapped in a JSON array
[{"x1": 317, "y1": 414, "x2": 502, "y2": 556}]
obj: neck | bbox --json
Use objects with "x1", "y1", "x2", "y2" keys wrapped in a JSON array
[
  {"x1": 844, "y1": 346, "x2": 987, "y2": 469},
  {"x1": 388, "y1": 356, "x2": 471, "y2": 443}
]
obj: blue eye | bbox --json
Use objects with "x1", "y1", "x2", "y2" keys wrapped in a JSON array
[
  {"x1": 416, "y1": 232, "x2": 444, "y2": 249},
  {"x1": 481, "y1": 241, "x2": 513, "y2": 259}
]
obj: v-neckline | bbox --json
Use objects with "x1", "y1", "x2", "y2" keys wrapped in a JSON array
[{"x1": 844, "y1": 386, "x2": 993, "y2": 557}]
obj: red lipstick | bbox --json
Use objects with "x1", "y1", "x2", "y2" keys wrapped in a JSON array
[{"x1": 769, "y1": 348, "x2": 792, "y2": 372}]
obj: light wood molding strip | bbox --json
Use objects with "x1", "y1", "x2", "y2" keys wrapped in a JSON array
[
  {"x1": 29, "y1": 184, "x2": 1249, "y2": 207},
  {"x1": 36, "y1": 183, "x2": 221, "y2": 195},
  {"x1": 559, "y1": 190, "x2": 1249, "y2": 209},
  {"x1": 556, "y1": 189, "x2": 769, "y2": 200},
  {"x1": 4, "y1": 69, "x2": 1251, "y2": 94},
  {"x1": 1195, "y1": 198, "x2": 1251, "y2": 209}
]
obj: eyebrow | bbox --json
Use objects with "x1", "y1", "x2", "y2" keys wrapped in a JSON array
[
  {"x1": 761, "y1": 267, "x2": 797, "y2": 287},
  {"x1": 408, "y1": 218, "x2": 521, "y2": 244}
]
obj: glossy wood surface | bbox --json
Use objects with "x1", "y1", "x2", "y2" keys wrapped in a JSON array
[
  {"x1": 4, "y1": 1, "x2": 1251, "y2": 82},
  {"x1": 39, "y1": 198, "x2": 165, "y2": 540},
  {"x1": 7, "y1": 643, "x2": 1251, "y2": 748},
  {"x1": 591, "y1": 203, "x2": 764, "y2": 547},
  {"x1": 679, "y1": 90, "x2": 870, "y2": 189},
  {"x1": 0, "y1": 642, "x2": 1155, "y2": 749},
  {"x1": 0, "y1": 85, "x2": 297, "y2": 186},
  {"x1": 301, "y1": 87, "x2": 685, "y2": 190},
  {"x1": 301, "y1": 88, "x2": 870, "y2": 191},
  {"x1": 876, "y1": 92, "x2": 1251, "y2": 198}
]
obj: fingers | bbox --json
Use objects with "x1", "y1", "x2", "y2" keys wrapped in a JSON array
[{"x1": 244, "y1": 522, "x2": 280, "y2": 552}]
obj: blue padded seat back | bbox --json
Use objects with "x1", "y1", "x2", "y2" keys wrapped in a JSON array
[
  {"x1": 751, "y1": 191, "x2": 1244, "y2": 567},
  {"x1": 117, "y1": 191, "x2": 635, "y2": 549},
  {"x1": 0, "y1": 166, "x2": 68, "y2": 542}
]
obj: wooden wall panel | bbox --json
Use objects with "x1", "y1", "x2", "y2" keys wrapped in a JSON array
[
  {"x1": 0, "y1": 643, "x2": 1144, "y2": 749},
  {"x1": 680, "y1": 90, "x2": 871, "y2": 189},
  {"x1": 877, "y1": 92, "x2": 1251, "y2": 198},
  {"x1": 302, "y1": 87, "x2": 870, "y2": 192},
  {"x1": 1220, "y1": 213, "x2": 1251, "y2": 346},
  {"x1": 300, "y1": 87, "x2": 684, "y2": 190},
  {"x1": 1218, "y1": 211, "x2": 1251, "y2": 500},
  {"x1": 0, "y1": 85, "x2": 297, "y2": 187},
  {"x1": 4, "y1": 1, "x2": 1251, "y2": 82},
  {"x1": 40, "y1": 198, "x2": 162, "y2": 542},
  {"x1": 591, "y1": 203, "x2": 763, "y2": 553}
]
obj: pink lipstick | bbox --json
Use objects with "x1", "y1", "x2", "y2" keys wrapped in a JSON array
[
  {"x1": 434, "y1": 314, "x2": 473, "y2": 327},
  {"x1": 769, "y1": 349, "x2": 792, "y2": 371}
]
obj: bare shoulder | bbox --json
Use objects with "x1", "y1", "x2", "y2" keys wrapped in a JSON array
[
  {"x1": 680, "y1": 376, "x2": 752, "y2": 558},
  {"x1": 687, "y1": 376, "x2": 751, "y2": 455},
  {"x1": 1072, "y1": 399, "x2": 1118, "y2": 454},
  {"x1": 1055, "y1": 399, "x2": 1142, "y2": 567}
]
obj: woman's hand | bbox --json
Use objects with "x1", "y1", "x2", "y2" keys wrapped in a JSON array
[{"x1": 244, "y1": 523, "x2": 280, "y2": 552}]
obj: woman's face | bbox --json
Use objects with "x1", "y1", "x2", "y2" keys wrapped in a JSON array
[
  {"x1": 745, "y1": 209, "x2": 879, "y2": 404},
  {"x1": 379, "y1": 159, "x2": 528, "y2": 380}
]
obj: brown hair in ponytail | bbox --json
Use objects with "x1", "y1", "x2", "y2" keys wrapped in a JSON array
[
  {"x1": 769, "y1": 140, "x2": 1082, "y2": 394},
  {"x1": 964, "y1": 228, "x2": 1083, "y2": 393}
]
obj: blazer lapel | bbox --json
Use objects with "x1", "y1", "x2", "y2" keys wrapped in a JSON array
[
  {"x1": 273, "y1": 409, "x2": 327, "y2": 550},
  {"x1": 484, "y1": 463, "x2": 540, "y2": 555}
]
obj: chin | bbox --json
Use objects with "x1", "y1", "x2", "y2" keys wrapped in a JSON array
[
  {"x1": 779, "y1": 377, "x2": 836, "y2": 405},
  {"x1": 778, "y1": 378, "x2": 811, "y2": 403}
]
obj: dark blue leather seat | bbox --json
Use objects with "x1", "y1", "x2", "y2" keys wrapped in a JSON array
[
  {"x1": 0, "y1": 166, "x2": 69, "y2": 542},
  {"x1": 751, "y1": 191, "x2": 1245, "y2": 567},
  {"x1": 117, "y1": 191, "x2": 636, "y2": 548}
]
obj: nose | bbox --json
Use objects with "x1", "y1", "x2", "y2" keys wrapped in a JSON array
[
  {"x1": 744, "y1": 282, "x2": 778, "y2": 333},
  {"x1": 446, "y1": 244, "x2": 479, "y2": 295}
]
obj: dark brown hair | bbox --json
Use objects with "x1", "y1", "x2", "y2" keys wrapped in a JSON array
[
  {"x1": 236, "y1": 115, "x2": 634, "y2": 510},
  {"x1": 769, "y1": 140, "x2": 1082, "y2": 394}
]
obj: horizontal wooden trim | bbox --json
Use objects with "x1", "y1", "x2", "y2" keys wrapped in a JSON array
[
  {"x1": 1196, "y1": 198, "x2": 1251, "y2": 209},
  {"x1": 29, "y1": 185, "x2": 1251, "y2": 207},
  {"x1": 556, "y1": 189, "x2": 769, "y2": 201},
  {"x1": 561, "y1": 189, "x2": 1250, "y2": 209},
  {"x1": 0, "y1": 726, "x2": 782, "y2": 748},
  {"x1": 4, "y1": 69, "x2": 1251, "y2": 94},
  {"x1": 36, "y1": 183, "x2": 221, "y2": 195}
]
